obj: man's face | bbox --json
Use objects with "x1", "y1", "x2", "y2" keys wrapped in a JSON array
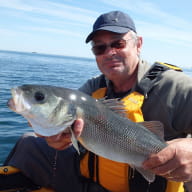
[{"x1": 92, "y1": 31, "x2": 142, "y2": 81}]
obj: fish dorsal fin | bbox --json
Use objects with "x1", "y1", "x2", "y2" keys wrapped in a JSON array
[
  {"x1": 99, "y1": 98, "x2": 127, "y2": 117},
  {"x1": 139, "y1": 121, "x2": 164, "y2": 140}
]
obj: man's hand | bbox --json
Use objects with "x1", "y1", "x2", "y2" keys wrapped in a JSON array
[
  {"x1": 35, "y1": 119, "x2": 84, "y2": 150},
  {"x1": 143, "y1": 138, "x2": 192, "y2": 182}
]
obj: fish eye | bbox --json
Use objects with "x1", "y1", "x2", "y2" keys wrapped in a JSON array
[{"x1": 34, "y1": 91, "x2": 45, "y2": 102}]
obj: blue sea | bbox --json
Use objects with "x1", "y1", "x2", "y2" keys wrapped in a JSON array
[
  {"x1": 0, "y1": 50, "x2": 192, "y2": 166},
  {"x1": 0, "y1": 50, "x2": 99, "y2": 165}
]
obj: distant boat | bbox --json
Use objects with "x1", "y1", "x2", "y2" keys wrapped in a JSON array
[{"x1": 32, "y1": 52, "x2": 37, "y2": 54}]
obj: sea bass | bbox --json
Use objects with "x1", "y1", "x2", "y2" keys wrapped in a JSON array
[{"x1": 8, "y1": 84, "x2": 167, "y2": 182}]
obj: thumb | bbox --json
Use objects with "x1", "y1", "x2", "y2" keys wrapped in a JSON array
[
  {"x1": 73, "y1": 119, "x2": 84, "y2": 137},
  {"x1": 143, "y1": 145, "x2": 175, "y2": 169}
]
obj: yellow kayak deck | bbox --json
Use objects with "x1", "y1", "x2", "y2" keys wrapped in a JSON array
[{"x1": 0, "y1": 166, "x2": 54, "y2": 192}]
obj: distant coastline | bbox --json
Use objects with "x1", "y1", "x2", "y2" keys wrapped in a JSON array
[{"x1": 0, "y1": 49, "x2": 94, "y2": 61}]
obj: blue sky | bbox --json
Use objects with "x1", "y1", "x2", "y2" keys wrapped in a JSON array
[{"x1": 0, "y1": 0, "x2": 192, "y2": 68}]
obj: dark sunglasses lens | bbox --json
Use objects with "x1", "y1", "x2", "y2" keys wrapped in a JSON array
[
  {"x1": 92, "y1": 44, "x2": 107, "y2": 55},
  {"x1": 92, "y1": 40, "x2": 126, "y2": 56},
  {"x1": 111, "y1": 40, "x2": 126, "y2": 49}
]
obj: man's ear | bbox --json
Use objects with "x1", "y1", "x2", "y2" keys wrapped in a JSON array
[{"x1": 136, "y1": 36, "x2": 143, "y2": 55}]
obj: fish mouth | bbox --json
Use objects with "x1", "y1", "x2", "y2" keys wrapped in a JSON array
[
  {"x1": 7, "y1": 98, "x2": 16, "y2": 111},
  {"x1": 8, "y1": 87, "x2": 30, "y2": 113},
  {"x1": 7, "y1": 88, "x2": 19, "y2": 111}
]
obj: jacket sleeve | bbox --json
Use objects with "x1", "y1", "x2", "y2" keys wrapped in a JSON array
[
  {"x1": 142, "y1": 69, "x2": 192, "y2": 139},
  {"x1": 164, "y1": 70, "x2": 192, "y2": 134},
  {"x1": 4, "y1": 133, "x2": 84, "y2": 191}
]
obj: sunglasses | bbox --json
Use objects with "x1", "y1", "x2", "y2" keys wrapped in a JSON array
[{"x1": 91, "y1": 38, "x2": 134, "y2": 56}]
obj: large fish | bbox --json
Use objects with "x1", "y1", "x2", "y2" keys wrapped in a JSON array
[{"x1": 8, "y1": 84, "x2": 167, "y2": 182}]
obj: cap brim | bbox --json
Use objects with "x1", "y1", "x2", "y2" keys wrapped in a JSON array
[{"x1": 85, "y1": 26, "x2": 131, "y2": 43}]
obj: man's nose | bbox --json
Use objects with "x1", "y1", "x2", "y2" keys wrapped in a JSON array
[{"x1": 105, "y1": 45, "x2": 117, "y2": 56}]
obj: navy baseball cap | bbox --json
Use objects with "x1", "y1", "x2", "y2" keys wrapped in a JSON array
[{"x1": 85, "y1": 11, "x2": 136, "y2": 43}]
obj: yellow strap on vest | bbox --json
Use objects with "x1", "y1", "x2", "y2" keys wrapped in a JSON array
[{"x1": 156, "y1": 61, "x2": 182, "y2": 71}]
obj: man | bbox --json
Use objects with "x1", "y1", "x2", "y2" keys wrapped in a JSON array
[{"x1": 4, "y1": 11, "x2": 192, "y2": 192}]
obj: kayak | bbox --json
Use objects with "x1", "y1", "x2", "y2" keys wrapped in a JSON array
[{"x1": 0, "y1": 166, "x2": 54, "y2": 192}]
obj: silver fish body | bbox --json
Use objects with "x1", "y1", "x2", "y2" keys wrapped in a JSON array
[{"x1": 8, "y1": 85, "x2": 167, "y2": 182}]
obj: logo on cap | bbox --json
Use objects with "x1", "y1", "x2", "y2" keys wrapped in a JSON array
[{"x1": 112, "y1": 18, "x2": 118, "y2": 22}]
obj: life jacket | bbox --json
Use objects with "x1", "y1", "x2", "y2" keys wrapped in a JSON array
[{"x1": 80, "y1": 62, "x2": 184, "y2": 192}]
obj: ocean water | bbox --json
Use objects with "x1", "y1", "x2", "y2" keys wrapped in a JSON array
[
  {"x1": 0, "y1": 50, "x2": 192, "y2": 166},
  {"x1": 0, "y1": 50, "x2": 99, "y2": 165}
]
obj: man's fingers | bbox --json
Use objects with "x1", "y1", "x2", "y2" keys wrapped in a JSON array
[{"x1": 143, "y1": 146, "x2": 176, "y2": 170}]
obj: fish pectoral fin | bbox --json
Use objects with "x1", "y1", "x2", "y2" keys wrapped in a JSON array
[
  {"x1": 135, "y1": 166, "x2": 155, "y2": 183},
  {"x1": 69, "y1": 127, "x2": 80, "y2": 155},
  {"x1": 139, "y1": 121, "x2": 164, "y2": 140}
]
